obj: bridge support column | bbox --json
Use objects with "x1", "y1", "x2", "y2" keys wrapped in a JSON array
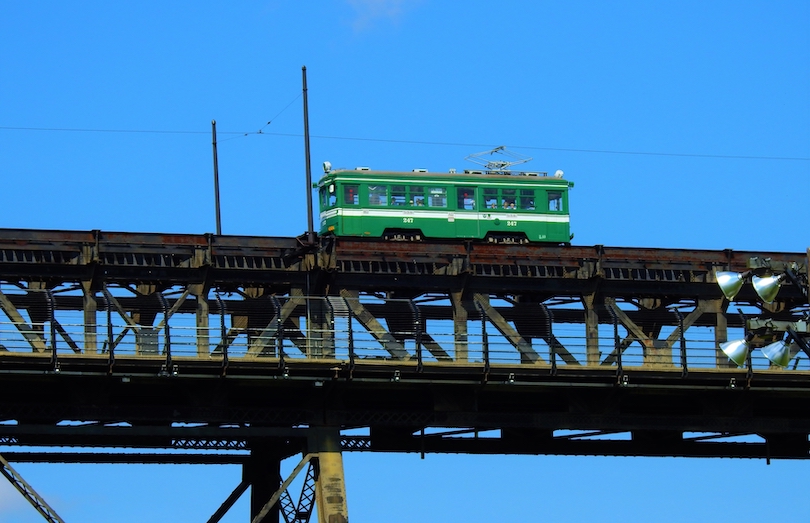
[
  {"x1": 245, "y1": 444, "x2": 282, "y2": 523},
  {"x1": 190, "y1": 284, "x2": 210, "y2": 357},
  {"x1": 451, "y1": 291, "x2": 468, "y2": 362},
  {"x1": 582, "y1": 293, "x2": 600, "y2": 366},
  {"x1": 81, "y1": 280, "x2": 98, "y2": 354},
  {"x1": 707, "y1": 299, "x2": 732, "y2": 368},
  {"x1": 310, "y1": 297, "x2": 335, "y2": 358},
  {"x1": 310, "y1": 428, "x2": 349, "y2": 523}
]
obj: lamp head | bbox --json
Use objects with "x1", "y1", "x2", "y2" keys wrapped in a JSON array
[
  {"x1": 720, "y1": 339, "x2": 750, "y2": 367},
  {"x1": 761, "y1": 340, "x2": 791, "y2": 367},
  {"x1": 716, "y1": 271, "x2": 746, "y2": 301},
  {"x1": 752, "y1": 273, "x2": 785, "y2": 303}
]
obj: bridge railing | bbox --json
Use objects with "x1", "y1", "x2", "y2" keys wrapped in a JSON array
[{"x1": 0, "y1": 288, "x2": 806, "y2": 374}]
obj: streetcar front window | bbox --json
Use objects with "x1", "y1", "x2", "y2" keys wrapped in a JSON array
[
  {"x1": 323, "y1": 184, "x2": 337, "y2": 207},
  {"x1": 343, "y1": 184, "x2": 359, "y2": 205}
]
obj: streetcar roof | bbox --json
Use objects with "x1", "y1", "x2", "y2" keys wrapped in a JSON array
[{"x1": 317, "y1": 168, "x2": 574, "y2": 188}]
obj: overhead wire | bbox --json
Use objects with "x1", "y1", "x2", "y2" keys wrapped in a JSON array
[
  {"x1": 257, "y1": 93, "x2": 302, "y2": 134},
  {"x1": 0, "y1": 125, "x2": 807, "y2": 161}
]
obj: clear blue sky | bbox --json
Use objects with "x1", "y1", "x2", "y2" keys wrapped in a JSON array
[{"x1": 1, "y1": 1, "x2": 809, "y2": 522}]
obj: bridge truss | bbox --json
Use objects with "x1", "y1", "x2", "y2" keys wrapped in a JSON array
[{"x1": 0, "y1": 228, "x2": 807, "y2": 522}]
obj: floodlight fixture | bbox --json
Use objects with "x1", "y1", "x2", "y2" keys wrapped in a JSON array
[
  {"x1": 716, "y1": 271, "x2": 748, "y2": 301},
  {"x1": 761, "y1": 340, "x2": 791, "y2": 368},
  {"x1": 752, "y1": 273, "x2": 786, "y2": 304},
  {"x1": 720, "y1": 338, "x2": 750, "y2": 367}
]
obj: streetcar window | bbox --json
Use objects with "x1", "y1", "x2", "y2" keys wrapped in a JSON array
[
  {"x1": 519, "y1": 189, "x2": 535, "y2": 210},
  {"x1": 411, "y1": 186, "x2": 425, "y2": 207},
  {"x1": 548, "y1": 191, "x2": 563, "y2": 211},
  {"x1": 457, "y1": 187, "x2": 475, "y2": 210},
  {"x1": 343, "y1": 184, "x2": 359, "y2": 205},
  {"x1": 483, "y1": 188, "x2": 499, "y2": 209},
  {"x1": 391, "y1": 186, "x2": 406, "y2": 206},
  {"x1": 428, "y1": 187, "x2": 447, "y2": 208},
  {"x1": 502, "y1": 189, "x2": 516, "y2": 209},
  {"x1": 368, "y1": 185, "x2": 387, "y2": 206}
]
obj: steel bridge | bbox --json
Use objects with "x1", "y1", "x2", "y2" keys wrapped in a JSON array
[{"x1": 0, "y1": 228, "x2": 808, "y2": 522}]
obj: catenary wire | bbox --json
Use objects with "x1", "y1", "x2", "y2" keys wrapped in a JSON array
[{"x1": 0, "y1": 126, "x2": 807, "y2": 161}]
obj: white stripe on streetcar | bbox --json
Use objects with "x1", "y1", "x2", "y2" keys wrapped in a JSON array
[{"x1": 320, "y1": 208, "x2": 569, "y2": 223}]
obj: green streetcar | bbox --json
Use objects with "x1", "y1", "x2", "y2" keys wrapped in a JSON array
[{"x1": 317, "y1": 164, "x2": 574, "y2": 244}]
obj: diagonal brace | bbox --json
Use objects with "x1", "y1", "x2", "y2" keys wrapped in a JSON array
[
  {"x1": 340, "y1": 290, "x2": 409, "y2": 359},
  {"x1": 251, "y1": 453, "x2": 316, "y2": 523},
  {"x1": 0, "y1": 290, "x2": 48, "y2": 352},
  {"x1": 0, "y1": 453, "x2": 65, "y2": 523},
  {"x1": 474, "y1": 293, "x2": 542, "y2": 363}
]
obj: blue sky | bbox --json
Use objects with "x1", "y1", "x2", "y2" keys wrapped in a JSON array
[{"x1": 1, "y1": 1, "x2": 809, "y2": 522}]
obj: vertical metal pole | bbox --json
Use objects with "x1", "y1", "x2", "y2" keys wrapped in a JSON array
[
  {"x1": 46, "y1": 291, "x2": 57, "y2": 371},
  {"x1": 540, "y1": 303, "x2": 556, "y2": 375},
  {"x1": 737, "y1": 309, "x2": 754, "y2": 384},
  {"x1": 345, "y1": 299, "x2": 355, "y2": 378},
  {"x1": 271, "y1": 296, "x2": 286, "y2": 372},
  {"x1": 212, "y1": 119, "x2": 222, "y2": 236},
  {"x1": 607, "y1": 303, "x2": 623, "y2": 378},
  {"x1": 476, "y1": 301, "x2": 490, "y2": 377},
  {"x1": 672, "y1": 308, "x2": 688, "y2": 377},
  {"x1": 106, "y1": 291, "x2": 114, "y2": 371},
  {"x1": 302, "y1": 66, "x2": 315, "y2": 244},
  {"x1": 158, "y1": 293, "x2": 172, "y2": 372},
  {"x1": 408, "y1": 300, "x2": 423, "y2": 372},
  {"x1": 215, "y1": 293, "x2": 228, "y2": 373}
]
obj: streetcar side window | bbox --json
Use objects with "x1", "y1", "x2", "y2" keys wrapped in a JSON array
[
  {"x1": 502, "y1": 189, "x2": 516, "y2": 210},
  {"x1": 457, "y1": 187, "x2": 476, "y2": 210},
  {"x1": 519, "y1": 189, "x2": 535, "y2": 210},
  {"x1": 343, "y1": 184, "x2": 359, "y2": 205},
  {"x1": 428, "y1": 187, "x2": 447, "y2": 208},
  {"x1": 411, "y1": 186, "x2": 425, "y2": 206},
  {"x1": 548, "y1": 191, "x2": 563, "y2": 212},
  {"x1": 391, "y1": 185, "x2": 406, "y2": 206},
  {"x1": 483, "y1": 188, "x2": 499, "y2": 209},
  {"x1": 368, "y1": 185, "x2": 387, "y2": 206}
]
